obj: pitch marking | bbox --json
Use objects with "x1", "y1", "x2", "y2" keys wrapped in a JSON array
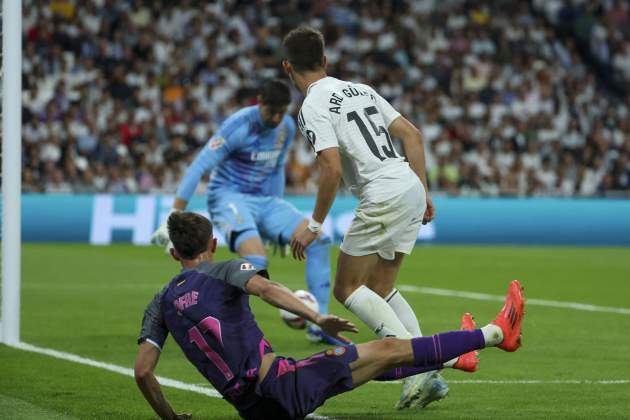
[
  {"x1": 399, "y1": 285, "x2": 630, "y2": 315},
  {"x1": 376, "y1": 379, "x2": 630, "y2": 385},
  {"x1": 9, "y1": 342, "x2": 330, "y2": 419}
]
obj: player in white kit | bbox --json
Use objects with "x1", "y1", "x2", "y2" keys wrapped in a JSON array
[{"x1": 282, "y1": 27, "x2": 450, "y2": 409}]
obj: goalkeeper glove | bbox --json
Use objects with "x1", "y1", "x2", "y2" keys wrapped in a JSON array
[{"x1": 150, "y1": 209, "x2": 180, "y2": 253}]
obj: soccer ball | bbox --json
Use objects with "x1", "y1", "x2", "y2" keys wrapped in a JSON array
[{"x1": 279, "y1": 290, "x2": 319, "y2": 329}]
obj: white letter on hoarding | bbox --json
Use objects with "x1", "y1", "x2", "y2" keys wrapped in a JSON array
[{"x1": 90, "y1": 195, "x2": 156, "y2": 245}]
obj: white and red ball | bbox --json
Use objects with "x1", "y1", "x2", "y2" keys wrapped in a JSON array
[{"x1": 279, "y1": 290, "x2": 319, "y2": 329}]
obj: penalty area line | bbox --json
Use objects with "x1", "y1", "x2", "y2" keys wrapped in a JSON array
[{"x1": 399, "y1": 285, "x2": 630, "y2": 316}]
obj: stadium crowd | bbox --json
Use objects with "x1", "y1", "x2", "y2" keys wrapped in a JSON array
[{"x1": 20, "y1": 0, "x2": 630, "y2": 197}]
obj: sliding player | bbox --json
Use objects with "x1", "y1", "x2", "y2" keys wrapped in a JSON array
[
  {"x1": 135, "y1": 212, "x2": 525, "y2": 420},
  {"x1": 150, "y1": 79, "x2": 342, "y2": 345},
  {"x1": 282, "y1": 27, "x2": 447, "y2": 408}
]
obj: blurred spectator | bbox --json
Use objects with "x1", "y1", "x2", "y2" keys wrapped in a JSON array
[{"x1": 20, "y1": 0, "x2": 630, "y2": 198}]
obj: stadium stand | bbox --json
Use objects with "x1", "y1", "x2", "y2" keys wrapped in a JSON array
[{"x1": 20, "y1": 0, "x2": 630, "y2": 197}]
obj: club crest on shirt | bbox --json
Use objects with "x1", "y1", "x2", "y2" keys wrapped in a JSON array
[
  {"x1": 275, "y1": 125, "x2": 287, "y2": 147},
  {"x1": 240, "y1": 263, "x2": 256, "y2": 271},
  {"x1": 325, "y1": 346, "x2": 347, "y2": 357},
  {"x1": 208, "y1": 136, "x2": 225, "y2": 150}
]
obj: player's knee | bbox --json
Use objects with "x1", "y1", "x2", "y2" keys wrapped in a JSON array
[
  {"x1": 333, "y1": 282, "x2": 356, "y2": 304},
  {"x1": 333, "y1": 269, "x2": 366, "y2": 303}
]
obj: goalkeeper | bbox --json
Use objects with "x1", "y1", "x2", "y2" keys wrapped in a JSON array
[{"x1": 151, "y1": 79, "x2": 341, "y2": 345}]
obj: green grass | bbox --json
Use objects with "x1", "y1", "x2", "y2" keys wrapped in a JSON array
[{"x1": 1, "y1": 244, "x2": 630, "y2": 419}]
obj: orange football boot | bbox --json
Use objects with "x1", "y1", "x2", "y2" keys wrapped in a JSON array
[
  {"x1": 492, "y1": 280, "x2": 526, "y2": 352},
  {"x1": 453, "y1": 312, "x2": 480, "y2": 372}
]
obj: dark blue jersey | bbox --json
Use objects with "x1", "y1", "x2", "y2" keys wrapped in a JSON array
[{"x1": 138, "y1": 259, "x2": 272, "y2": 410}]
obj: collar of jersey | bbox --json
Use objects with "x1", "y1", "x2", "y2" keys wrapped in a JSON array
[
  {"x1": 306, "y1": 76, "x2": 330, "y2": 96},
  {"x1": 180, "y1": 261, "x2": 210, "y2": 273}
]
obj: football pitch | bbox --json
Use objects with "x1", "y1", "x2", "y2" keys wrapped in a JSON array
[{"x1": 1, "y1": 244, "x2": 629, "y2": 419}]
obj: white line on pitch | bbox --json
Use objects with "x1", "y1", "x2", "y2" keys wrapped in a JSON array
[
  {"x1": 375, "y1": 379, "x2": 630, "y2": 385},
  {"x1": 12, "y1": 341, "x2": 221, "y2": 397},
  {"x1": 399, "y1": 285, "x2": 630, "y2": 315},
  {"x1": 9, "y1": 342, "x2": 331, "y2": 419}
]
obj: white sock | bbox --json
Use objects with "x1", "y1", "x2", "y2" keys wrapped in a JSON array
[
  {"x1": 344, "y1": 285, "x2": 412, "y2": 339},
  {"x1": 443, "y1": 358, "x2": 457, "y2": 368},
  {"x1": 385, "y1": 289, "x2": 422, "y2": 337},
  {"x1": 385, "y1": 289, "x2": 437, "y2": 380},
  {"x1": 481, "y1": 324, "x2": 503, "y2": 346}
]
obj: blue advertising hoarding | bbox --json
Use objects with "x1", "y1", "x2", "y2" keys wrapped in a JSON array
[{"x1": 17, "y1": 194, "x2": 630, "y2": 246}]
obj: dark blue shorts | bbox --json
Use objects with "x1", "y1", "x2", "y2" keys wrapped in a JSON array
[{"x1": 238, "y1": 345, "x2": 358, "y2": 420}]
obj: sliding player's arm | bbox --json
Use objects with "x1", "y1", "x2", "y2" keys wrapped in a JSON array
[
  {"x1": 151, "y1": 125, "x2": 247, "y2": 247},
  {"x1": 135, "y1": 292, "x2": 190, "y2": 419},
  {"x1": 134, "y1": 343, "x2": 190, "y2": 420},
  {"x1": 291, "y1": 105, "x2": 341, "y2": 260},
  {"x1": 388, "y1": 116, "x2": 434, "y2": 224},
  {"x1": 245, "y1": 273, "x2": 358, "y2": 337}
]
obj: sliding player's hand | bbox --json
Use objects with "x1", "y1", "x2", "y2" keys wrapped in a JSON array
[
  {"x1": 175, "y1": 413, "x2": 192, "y2": 419},
  {"x1": 290, "y1": 228, "x2": 317, "y2": 260},
  {"x1": 316, "y1": 314, "x2": 359, "y2": 339},
  {"x1": 423, "y1": 194, "x2": 435, "y2": 225}
]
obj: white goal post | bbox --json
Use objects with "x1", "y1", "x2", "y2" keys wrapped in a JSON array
[{"x1": 1, "y1": 0, "x2": 22, "y2": 345}]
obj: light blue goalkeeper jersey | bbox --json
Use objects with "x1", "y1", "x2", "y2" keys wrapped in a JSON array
[{"x1": 175, "y1": 106, "x2": 296, "y2": 201}]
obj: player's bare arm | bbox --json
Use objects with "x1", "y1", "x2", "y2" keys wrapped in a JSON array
[
  {"x1": 290, "y1": 147, "x2": 342, "y2": 260},
  {"x1": 388, "y1": 116, "x2": 435, "y2": 224},
  {"x1": 134, "y1": 342, "x2": 191, "y2": 420},
  {"x1": 245, "y1": 273, "x2": 357, "y2": 338}
]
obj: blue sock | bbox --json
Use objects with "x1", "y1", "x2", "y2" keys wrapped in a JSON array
[
  {"x1": 243, "y1": 255, "x2": 268, "y2": 272},
  {"x1": 305, "y1": 235, "x2": 331, "y2": 315}
]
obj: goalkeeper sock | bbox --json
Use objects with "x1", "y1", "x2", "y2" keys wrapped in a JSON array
[{"x1": 305, "y1": 235, "x2": 331, "y2": 315}]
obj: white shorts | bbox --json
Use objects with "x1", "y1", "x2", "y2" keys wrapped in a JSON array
[{"x1": 340, "y1": 180, "x2": 426, "y2": 261}]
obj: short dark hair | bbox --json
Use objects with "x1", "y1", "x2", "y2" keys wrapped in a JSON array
[
  {"x1": 260, "y1": 79, "x2": 291, "y2": 107},
  {"x1": 167, "y1": 212, "x2": 213, "y2": 260},
  {"x1": 282, "y1": 26, "x2": 325, "y2": 72}
]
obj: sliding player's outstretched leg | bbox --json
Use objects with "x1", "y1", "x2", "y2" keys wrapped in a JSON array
[{"x1": 350, "y1": 280, "x2": 525, "y2": 386}]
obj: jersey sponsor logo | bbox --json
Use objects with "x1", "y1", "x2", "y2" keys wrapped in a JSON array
[
  {"x1": 208, "y1": 136, "x2": 225, "y2": 150},
  {"x1": 240, "y1": 262, "x2": 256, "y2": 271},
  {"x1": 250, "y1": 150, "x2": 282, "y2": 162},
  {"x1": 325, "y1": 346, "x2": 347, "y2": 357}
]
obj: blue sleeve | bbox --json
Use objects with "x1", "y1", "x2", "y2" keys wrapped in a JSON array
[
  {"x1": 175, "y1": 122, "x2": 248, "y2": 202},
  {"x1": 264, "y1": 118, "x2": 295, "y2": 197}
]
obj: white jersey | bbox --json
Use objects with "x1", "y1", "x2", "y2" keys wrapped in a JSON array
[{"x1": 297, "y1": 76, "x2": 416, "y2": 203}]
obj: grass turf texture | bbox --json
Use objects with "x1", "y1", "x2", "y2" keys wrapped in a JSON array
[{"x1": 1, "y1": 244, "x2": 629, "y2": 419}]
